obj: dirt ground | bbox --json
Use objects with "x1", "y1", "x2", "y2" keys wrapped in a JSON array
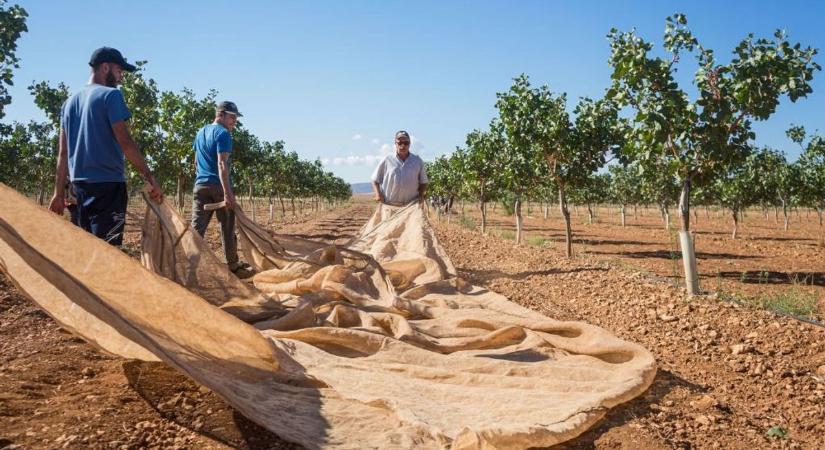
[
  {"x1": 1, "y1": 197, "x2": 824, "y2": 449},
  {"x1": 440, "y1": 202, "x2": 824, "y2": 320}
]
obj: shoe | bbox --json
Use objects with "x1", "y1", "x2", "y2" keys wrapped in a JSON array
[{"x1": 230, "y1": 262, "x2": 256, "y2": 279}]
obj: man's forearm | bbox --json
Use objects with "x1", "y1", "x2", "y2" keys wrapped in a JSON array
[
  {"x1": 419, "y1": 184, "x2": 427, "y2": 198},
  {"x1": 219, "y1": 160, "x2": 233, "y2": 196},
  {"x1": 121, "y1": 138, "x2": 153, "y2": 180},
  {"x1": 53, "y1": 128, "x2": 69, "y2": 196},
  {"x1": 372, "y1": 182, "x2": 381, "y2": 197}
]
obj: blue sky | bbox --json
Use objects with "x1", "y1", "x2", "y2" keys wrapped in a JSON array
[{"x1": 5, "y1": 0, "x2": 824, "y2": 183}]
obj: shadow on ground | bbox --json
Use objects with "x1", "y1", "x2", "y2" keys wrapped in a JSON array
[{"x1": 551, "y1": 370, "x2": 704, "y2": 449}]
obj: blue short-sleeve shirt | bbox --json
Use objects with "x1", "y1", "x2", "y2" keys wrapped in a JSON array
[
  {"x1": 194, "y1": 123, "x2": 233, "y2": 186},
  {"x1": 61, "y1": 84, "x2": 132, "y2": 182}
]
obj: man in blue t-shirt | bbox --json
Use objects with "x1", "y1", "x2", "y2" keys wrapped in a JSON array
[
  {"x1": 48, "y1": 47, "x2": 163, "y2": 246},
  {"x1": 190, "y1": 101, "x2": 250, "y2": 276}
]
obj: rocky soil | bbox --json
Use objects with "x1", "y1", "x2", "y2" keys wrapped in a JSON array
[{"x1": 1, "y1": 199, "x2": 823, "y2": 449}]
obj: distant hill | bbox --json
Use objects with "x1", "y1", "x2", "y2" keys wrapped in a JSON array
[{"x1": 350, "y1": 182, "x2": 373, "y2": 194}]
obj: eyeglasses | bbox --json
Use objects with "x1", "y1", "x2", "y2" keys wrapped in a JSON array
[{"x1": 396, "y1": 140, "x2": 411, "y2": 146}]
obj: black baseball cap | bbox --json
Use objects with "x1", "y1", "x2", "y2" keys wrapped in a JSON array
[
  {"x1": 88, "y1": 47, "x2": 137, "y2": 72},
  {"x1": 217, "y1": 101, "x2": 242, "y2": 117}
]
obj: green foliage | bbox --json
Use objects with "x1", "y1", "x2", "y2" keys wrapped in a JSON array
[
  {"x1": 607, "y1": 163, "x2": 643, "y2": 206},
  {"x1": 0, "y1": 0, "x2": 27, "y2": 120},
  {"x1": 458, "y1": 215, "x2": 475, "y2": 230},
  {"x1": 608, "y1": 13, "x2": 819, "y2": 232},
  {"x1": 789, "y1": 125, "x2": 825, "y2": 214},
  {"x1": 766, "y1": 426, "x2": 788, "y2": 440},
  {"x1": 526, "y1": 235, "x2": 552, "y2": 247}
]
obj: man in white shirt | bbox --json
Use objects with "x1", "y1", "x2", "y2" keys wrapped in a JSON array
[{"x1": 371, "y1": 130, "x2": 428, "y2": 205}]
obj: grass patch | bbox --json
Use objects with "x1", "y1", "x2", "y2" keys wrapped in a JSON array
[
  {"x1": 715, "y1": 276, "x2": 819, "y2": 319},
  {"x1": 526, "y1": 235, "x2": 552, "y2": 247},
  {"x1": 749, "y1": 290, "x2": 819, "y2": 318},
  {"x1": 458, "y1": 215, "x2": 476, "y2": 231},
  {"x1": 497, "y1": 229, "x2": 515, "y2": 241}
]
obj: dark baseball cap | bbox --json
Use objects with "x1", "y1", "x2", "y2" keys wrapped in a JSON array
[
  {"x1": 217, "y1": 101, "x2": 242, "y2": 117},
  {"x1": 88, "y1": 47, "x2": 137, "y2": 72}
]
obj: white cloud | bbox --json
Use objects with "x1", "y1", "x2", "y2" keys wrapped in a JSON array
[
  {"x1": 320, "y1": 143, "x2": 393, "y2": 167},
  {"x1": 352, "y1": 133, "x2": 362, "y2": 141},
  {"x1": 371, "y1": 138, "x2": 380, "y2": 145}
]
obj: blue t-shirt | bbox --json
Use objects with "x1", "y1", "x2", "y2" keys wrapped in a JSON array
[
  {"x1": 61, "y1": 84, "x2": 132, "y2": 183},
  {"x1": 193, "y1": 123, "x2": 232, "y2": 186}
]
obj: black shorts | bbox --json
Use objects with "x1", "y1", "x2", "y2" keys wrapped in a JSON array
[{"x1": 71, "y1": 181, "x2": 128, "y2": 246}]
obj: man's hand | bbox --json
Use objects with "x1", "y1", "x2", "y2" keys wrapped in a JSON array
[
  {"x1": 48, "y1": 194, "x2": 65, "y2": 215},
  {"x1": 224, "y1": 191, "x2": 236, "y2": 210},
  {"x1": 373, "y1": 192, "x2": 383, "y2": 203},
  {"x1": 144, "y1": 173, "x2": 164, "y2": 204}
]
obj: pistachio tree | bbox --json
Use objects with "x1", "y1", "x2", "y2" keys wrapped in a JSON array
[
  {"x1": 608, "y1": 13, "x2": 819, "y2": 293},
  {"x1": 158, "y1": 88, "x2": 216, "y2": 210},
  {"x1": 788, "y1": 125, "x2": 825, "y2": 227},
  {"x1": 608, "y1": 164, "x2": 643, "y2": 226},
  {"x1": 463, "y1": 124, "x2": 504, "y2": 233},
  {"x1": 495, "y1": 74, "x2": 565, "y2": 246},
  {"x1": 0, "y1": 0, "x2": 27, "y2": 121},
  {"x1": 26, "y1": 80, "x2": 69, "y2": 203}
]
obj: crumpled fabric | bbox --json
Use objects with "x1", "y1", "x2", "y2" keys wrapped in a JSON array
[{"x1": 0, "y1": 184, "x2": 656, "y2": 449}]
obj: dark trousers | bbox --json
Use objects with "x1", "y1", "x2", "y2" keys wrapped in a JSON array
[
  {"x1": 71, "y1": 181, "x2": 128, "y2": 246},
  {"x1": 191, "y1": 184, "x2": 238, "y2": 266}
]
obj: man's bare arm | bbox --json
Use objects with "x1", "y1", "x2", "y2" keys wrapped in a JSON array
[
  {"x1": 48, "y1": 128, "x2": 69, "y2": 215},
  {"x1": 372, "y1": 181, "x2": 383, "y2": 202},
  {"x1": 418, "y1": 183, "x2": 427, "y2": 200},
  {"x1": 218, "y1": 152, "x2": 235, "y2": 209},
  {"x1": 111, "y1": 120, "x2": 163, "y2": 203}
]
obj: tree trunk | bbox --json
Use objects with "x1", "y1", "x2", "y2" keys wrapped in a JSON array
[
  {"x1": 773, "y1": 207, "x2": 779, "y2": 224},
  {"x1": 514, "y1": 195, "x2": 523, "y2": 244},
  {"x1": 633, "y1": 204, "x2": 638, "y2": 221},
  {"x1": 661, "y1": 204, "x2": 671, "y2": 231},
  {"x1": 248, "y1": 182, "x2": 255, "y2": 222},
  {"x1": 732, "y1": 209, "x2": 739, "y2": 240},
  {"x1": 543, "y1": 201, "x2": 549, "y2": 220},
  {"x1": 620, "y1": 204, "x2": 626, "y2": 227},
  {"x1": 290, "y1": 198, "x2": 296, "y2": 217},
  {"x1": 278, "y1": 196, "x2": 286, "y2": 217},
  {"x1": 678, "y1": 177, "x2": 699, "y2": 295},
  {"x1": 692, "y1": 207, "x2": 698, "y2": 225},
  {"x1": 817, "y1": 208, "x2": 823, "y2": 227},
  {"x1": 37, "y1": 179, "x2": 46, "y2": 205},
  {"x1": 176, "y1": 174, "x2": 185, "y2": 214},
  {"x1": 480, "y1": 201, "x2": 487, "y2": 234},
  {"x1": 587, "y1": 203, "x2": 594, "y2": 224},
  {"x1": 268, "y1": 196, "x2": 274, "y2": 221},
  {"x1": 782, "y1": 200, "x2": 789, "y2": 231},
  {"x1": 559, "y1": 187, "x2": 572, "y2": 258}
]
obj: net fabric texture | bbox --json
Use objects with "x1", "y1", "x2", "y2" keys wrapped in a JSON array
[{"x1": 0, "y1": 186, "x2": 656, "y2": 449}]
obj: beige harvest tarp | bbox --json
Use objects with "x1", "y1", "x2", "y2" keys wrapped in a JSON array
[{"x1": 0, "y1": 184, "x2": 656, "y2": 449}]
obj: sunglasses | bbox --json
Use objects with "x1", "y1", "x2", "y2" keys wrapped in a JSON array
[{"x1": 396, "y1": 140, "x2": 411, "y2": 145}]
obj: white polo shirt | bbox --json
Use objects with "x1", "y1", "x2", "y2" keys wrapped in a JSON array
[{"x1": 371, "y1": 153, "x2": 429, "y2": 205}]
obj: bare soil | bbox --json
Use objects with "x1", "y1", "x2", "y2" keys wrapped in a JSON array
[
  {"x1": 443, "y1": 202, "x2": 825, "y2": 320},
  {"x1": 1, "y1": 198, "x2": 823, "y2": 449}
]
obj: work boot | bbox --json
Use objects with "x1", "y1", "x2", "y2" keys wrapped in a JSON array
[{"x1": 229, "y1": 262, "x2": 256, "y2": 279}]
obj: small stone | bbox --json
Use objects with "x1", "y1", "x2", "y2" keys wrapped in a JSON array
[
  {"x1": 690, "y1": 395, "x2": 717, "y2": 410},
  {"x1": 746, "y1": 332, "x2": 759, "y2": 340},
  {"x1": 658, "y1": 314, "x2": 677, "y2": 322},
  {"x1": 730, "y1": 344, "x2": 750, "y2": 355},
  {"x1": 816, "y1": 365, "x2": 825, "y2": 376},
  {"x1": 81, "y1": 367, "x2": 95, "y2": 377},
  {"x1": 695, "y1": 415, "x2": 712, "y2": 426}
]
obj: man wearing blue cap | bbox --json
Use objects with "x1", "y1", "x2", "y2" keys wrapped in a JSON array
[
  {"x1": 190, "y1": 100, "x2": 252, "y2": 277},
  {"x1": 49, "y1": 47, "x2": 163, "y2": 246}
]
